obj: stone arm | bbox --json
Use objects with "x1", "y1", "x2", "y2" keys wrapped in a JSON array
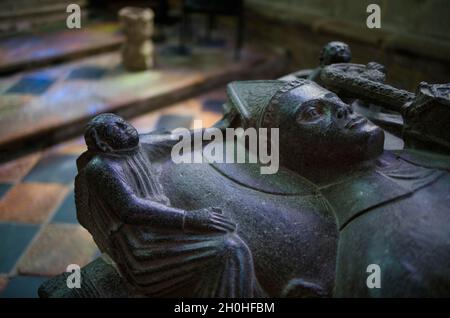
[
  {"x1": 320, "y1": 63, "x2": 414, "y2": 113},
  {"x1": 85, "y1": 158, "x2": 236, "y2": 233},
  {"x1": 86, "y1": 158, "x2": 186, "y2": 230}
]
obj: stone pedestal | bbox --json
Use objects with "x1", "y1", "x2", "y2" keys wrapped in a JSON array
[{"x1": 119, "y1": 7, "x2": 154, "y2": 71}]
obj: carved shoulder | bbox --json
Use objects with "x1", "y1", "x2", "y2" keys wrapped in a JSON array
[
  {"x1": 76, "y1": 156, "x2": 118, "y2": 230},
  {"x1": 84, "y1": 156, "x2": 122, "y2": 185}
]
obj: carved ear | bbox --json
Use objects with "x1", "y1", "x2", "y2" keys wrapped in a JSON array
[{"x1": 97, "y1": 140, "x2": 113, "y2": 153}]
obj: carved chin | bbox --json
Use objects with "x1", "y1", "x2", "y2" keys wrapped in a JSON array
[{"x1": 326, "y1": 127, "x2": 384, "y2": 163}]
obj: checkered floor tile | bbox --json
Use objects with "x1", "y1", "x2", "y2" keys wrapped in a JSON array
[
  {"x1": 0, "y1": 223, "x2": 39, "y2": 273},
  {"x1": 0, "y1": 276, "x2": 49, "y2": 298},
  {"x1": 0, "y1": 89, "x2": 225, "y2": 297},
  {"x1": 6, "y1": 75, "x2": 56, "y2": 95}
]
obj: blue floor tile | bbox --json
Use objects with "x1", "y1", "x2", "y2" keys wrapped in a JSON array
[
  {"x1": 6, "y1": 75, "x2": 56, "y2": 95},
  {"x1": 0, "y1": 276, "x2": 49, "y2": 298},
  {"x1": 51, "y1": 190, "x2": 78, "y2": 224},
  {"x1": 0, "y1": 223, "x2": 39, "y2": 274},
  {"x1": 155, "y1": 115, "x2": 193, "y2": 131},
  {"x1": 23, "y1": 154, "x2": 78, "y2": 185},
  {"x1": 0, "y1": 183, "x2": 12, "y2": 199}
]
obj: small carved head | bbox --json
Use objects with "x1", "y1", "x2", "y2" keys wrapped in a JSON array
[
  {"x1": 319, "y1": 42, "x2": 352, "y2": 66},
  {"x1": 84, "y1": 113, "x2": 139, "y2": 153}
]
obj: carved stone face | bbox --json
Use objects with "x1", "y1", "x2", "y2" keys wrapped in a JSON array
[
  {"x1": 85, "y1": 114, "x2": 139, "y2": 153},
  {"x1": 319, "y1": 41, "x2": 352, "y2": 66},
  {"x1": 294, "y1": 96, "x2": 383, "y2": 160},
  {"x1": 273, "y1": 84, "x2": 384, "y2": 168}
]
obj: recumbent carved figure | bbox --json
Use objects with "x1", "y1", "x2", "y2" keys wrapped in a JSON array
[{"x1": 39, "y1": 59, "x2": 450, "y2": 298}]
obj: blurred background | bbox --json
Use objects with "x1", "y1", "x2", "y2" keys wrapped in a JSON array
[{"x1": 0, "y1": 0, "x2": 449, "y2": 297}]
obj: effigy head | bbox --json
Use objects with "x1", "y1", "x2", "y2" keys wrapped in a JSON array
[
  {"x1": 261, "y1": 79, "x2": 384, "y2": 167},
  {"x1": 319, "y1": 41, "x2": 352, "y2": 66},
  {"x1": 227, "y1": 79, "x2": 384, "y2": 170},
  {"x1": 84, "y1": 113, "x2": 139, "y2": 153}
]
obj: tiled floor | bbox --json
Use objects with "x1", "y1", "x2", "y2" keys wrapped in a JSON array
[{"x1": 0, "y1": 88, "x2": 225, "y2": 298}]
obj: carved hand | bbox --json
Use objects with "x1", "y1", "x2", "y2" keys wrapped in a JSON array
[{"x1": 183, "y1": 207, "x2": 237, "y2": 234}]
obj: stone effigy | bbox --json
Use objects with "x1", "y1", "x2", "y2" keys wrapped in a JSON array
[
  {"x1": 39, "y1": 61, "x2": 450, "y2": 298},
  {"x1": 119, "y1": 7, "x2": 154, "y2": 71}
]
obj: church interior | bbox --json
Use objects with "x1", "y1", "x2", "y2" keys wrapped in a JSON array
[{"x1": 0, "y1": 0, "x2": 449, "y2": 298}]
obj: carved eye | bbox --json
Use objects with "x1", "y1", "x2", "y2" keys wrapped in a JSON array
[
  {"x1": 297, "y1": 106, "x2": 322, "y2": 123},
  {"x1": 306, "y1": 108, "x2": 320, "y2": 118}
]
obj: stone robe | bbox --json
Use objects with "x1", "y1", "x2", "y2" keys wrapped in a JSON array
[{"x1": 75, "y1": 145, "x2": 263, "y2": 297}]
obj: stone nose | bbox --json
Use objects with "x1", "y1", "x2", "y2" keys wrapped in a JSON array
[{"x1": 335, "y1": 104, "x2": 353, "y2": 120}]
